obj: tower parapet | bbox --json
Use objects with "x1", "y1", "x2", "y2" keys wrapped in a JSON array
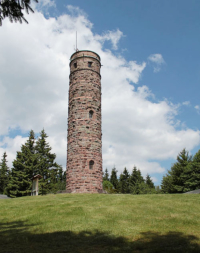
[{"x1": 66, "y1": 50, "x2": 103, "y2": 193}]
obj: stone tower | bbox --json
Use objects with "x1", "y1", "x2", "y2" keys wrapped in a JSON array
[{"x1": 66, "y1": 50, "x2": 103, "y2": 193}]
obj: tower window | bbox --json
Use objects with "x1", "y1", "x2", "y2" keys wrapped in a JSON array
[
  {"x1": 74, "y1": 62, "x2": 77, "y2": 68},
  {"x1": 89, "y1": 110, "x2": 93, "y2": 119},
  {"x1": 88, "y1": 61, "x2": 92, "y2": 67},
  {"x1": 89, "y1": 160, "x2": 94, "y2": 169}
]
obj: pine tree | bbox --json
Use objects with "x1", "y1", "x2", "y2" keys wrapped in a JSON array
[
  {"x1": 119, "y1": 167, "x2": 130, "y2": 193},
  {"x1": 185, "y1": 150, "x2": 200, "y2": 191},
  {"x1": 161, "y1": 173, "x2": 174, "y2": 193},
  {"x1": 145, "y1": 174, "x2": 155, "y2": 189},
  {"x1": 0, "y1": 0, "x2": 38, "y2": 26},
  {"x1": 161, "y1": 148, "x2": 193, "y2": 193},
  {"x1": 35, "y1": 129, "x2": 62, "y2": 195},
  {"x1": 129, "y1": 166, "x2": 145, "y2": 194},
  {"x1": 171, "y1": 148, "x2": 192, "y2": 193},
  {"x1": 110, "y1": 167, "x2": 119, "y2": 192},
  {"x1": 103, "y1": 168, "x2": 109, "y2": 181},
  {"x1": 0, "y1": 152, "x2": 9, "y2": 194},
  {"x1": 6, "y1": 130, "x2": 37, "y2": 197}
]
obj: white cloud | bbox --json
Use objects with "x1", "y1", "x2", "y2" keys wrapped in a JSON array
[
  {"x1": 148, "y1": 53, "x2": 165, "y2": 73},
  {"x1": 0, "y1": 6, "x2": 199, "y2": 179},
  {"x1": 34, "y1": 0, "x2": 56, "y2": 10},
  {"x1": 66, "y1": 5, "x2": 87, "y2": 18},
  {"x1": 95, "y1": 29, "x2": 124, "y2": 50},
  {"x1": 195, "y1": 105, "x2": 200, "y2": 114},
  {"x1": 182, "y1": 101, "x2": 190, "y2": 106}
]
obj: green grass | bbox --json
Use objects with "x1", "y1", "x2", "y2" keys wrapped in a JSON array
[{"x1": 0, "y1": 193, "x2": 200, "y2": 252}]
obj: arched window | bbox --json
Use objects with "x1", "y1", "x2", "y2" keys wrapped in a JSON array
[
  {"x1": 74, "y1": 62, "x2": 77, "y2": 68},
  {"x1": 89, "y1": 110, "x2": 93, "y2": 119},
  {"x1": 89, "y1": 160, "x2": 94, "y2": 169}
]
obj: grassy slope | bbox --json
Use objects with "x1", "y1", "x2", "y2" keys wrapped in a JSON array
[{"x1": 0, "y1": 193, "x2": 200, "y2": 252}]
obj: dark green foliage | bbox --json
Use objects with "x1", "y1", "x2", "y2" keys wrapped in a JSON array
[
  {"x1": 119, "y1": 167, "x2": 130, "y2": 193},
  {"x1": 172, "y1": 148, "x2": 192, "y2": 193},
  {"x1": 6, "y1": 130, "x2": 37, "y2": 197},
  {"x1": 104, "y1": 166, "x2": 155, "y2": 195},
  {"x1": 103, "y1": 168, "x2": 109, "y2": 181},
  {"x1": 110, "y1": 167, "x2": 119, "y2": 192},
  {"x1": 161, "y1": 174, "x2": 174, "y2": 193},
  {"x1": 129, "y1": 166, "x2": 145, "y2": 194},
  {"x1": 146, "y1": 174, "x2": 155, "y2": 189},
  {"x1": 7, "y1": 129, "x2": 65, "y2": 197},
  {"x1": 35, "y1": 129, "x2": 63, "y2": 195},
  {"x1": 187, "y1": 150, "x2": 200, "y2": 191},
  {"x1": 161, "y1": 148, "x2": 200, "y2": 193},
  {"x1": 0, "y1": 152, "x2": 9, "y2": 194},
  {"x1": 0, "y1": 0, "x2": 38, "y2": 26}
]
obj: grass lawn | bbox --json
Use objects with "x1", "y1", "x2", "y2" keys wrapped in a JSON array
[{"x1": 0, "y1": 193, "x2": 200, "y2": 252}]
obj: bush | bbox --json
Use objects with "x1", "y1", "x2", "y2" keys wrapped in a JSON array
[{"x1": 103, "y1": 181, "x2": 115, "y2": 194}]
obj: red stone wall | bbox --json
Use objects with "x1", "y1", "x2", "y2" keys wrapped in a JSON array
[{"x1": 66, "y1": 50, "x2": 103, "y2": 193}]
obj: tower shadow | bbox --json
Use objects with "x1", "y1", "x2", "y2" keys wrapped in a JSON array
[{"x1": 0, "y1": 220, "x2": 200, "y2": 252}]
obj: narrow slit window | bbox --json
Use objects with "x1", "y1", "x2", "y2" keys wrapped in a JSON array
[
  {"x1": 88, "y1": 61, "x2": 92, "y2": 67},
  {"x1": 74, "y1": 62, "x2": 77, "y2": 68},
  {"x1": 89, "y1": 110, "x2": 93, "y2": 119},
  {"x1": 89, "y1": 160, "x2": 94, "y2": 169}
]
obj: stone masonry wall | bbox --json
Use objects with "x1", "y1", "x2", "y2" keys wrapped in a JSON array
[{"x1": 66, "y1": 50, "x2": 103, "y2": 193}]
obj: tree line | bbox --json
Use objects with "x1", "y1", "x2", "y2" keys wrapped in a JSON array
[
  {"x1": 0, "y1": 129, "x2": 66, "y2": 197},
  {"x1": 103, "y1": 167, "x2": 157, "y2": 194},
  {"x1": 103, "y1": 148, "x2": 200, "y2": 194},
  {"x1": 1, "y1": 140, "x2": 200, "y2": 197}
]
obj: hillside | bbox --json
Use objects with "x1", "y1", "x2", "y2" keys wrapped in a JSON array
[{"x1": 0, "y1": 193, "x2": 200, "y2": 252}]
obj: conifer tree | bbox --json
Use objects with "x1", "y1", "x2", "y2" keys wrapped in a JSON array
[
  {"x1": 35, "y1": 129, "x2": 62, "y2": 195},
  {"x1": 110, "y1": 167, "x2": 119, "y2": 192},
  {"x1": 161, "y1": 148, "x2": 193, "y2": 193},
  {"x1": 145, "y1": 174, "x2": 155, "y2": 189},
  {"x1": 171, "y1": 148, "x2": 192, "y2": 193},
  {"x1": 103, "y1": 168, "x2": 109, "y2": 181},
  {"x1": 129, "y1": 166, "x2": 145, "y2": 194},
  {"x1": 6, "y1": 130, "x2": 37, "y2": 197},
  {"x1": 185, "y1": 149, "x2": 200, "y2": 191},
  {"x1": 119, "y1": 167, "x2": 130, "y2": 193},
  {"x1": 0, "y1": 0, "x2": 38, "y2": 26},
  {"x1": 0, "y1": 152, "x2": 9, "y2": 194}
]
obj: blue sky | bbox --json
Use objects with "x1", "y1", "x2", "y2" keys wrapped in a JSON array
[{"x1": 0, "y1": 0, "x2": 200, "y2": 186}]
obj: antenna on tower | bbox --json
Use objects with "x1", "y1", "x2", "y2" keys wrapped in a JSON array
[{"x1": 76, "y1": 31, "x2": 79, "y2": 52}]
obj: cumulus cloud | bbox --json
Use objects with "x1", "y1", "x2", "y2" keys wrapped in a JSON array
[
  {"x1": 148, "y1": 53, "x2": 165, "y2": 72},
  {"x1": 0, "y1": 6, "x2": 199, "y2": 179}
]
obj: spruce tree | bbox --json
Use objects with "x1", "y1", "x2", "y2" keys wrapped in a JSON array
[
  {"x1": 119, "y1": 167, "x2": 130, "y2": 193},
  {"x1": 103, "y1": 168, "x2": 109, "y2": 181},
  {"x1": 6, "y1": 130, "x2": 37, "y2": 197},
  {"x1": 0, "y1": 0, "x2": 38, "y2": 26},
  {"x1": 145, "y1": 174, "x2": 155, "y2": 189},
  {"x1": 161, "y1": 148, "x2": 193, "y2": 193},
  {"x1": 35, "y1": 129, "x2": 62, "y2": 195},
  {"x1": 171, "y1": 148, "x2": 192, "y2": 193},
  {"x1": 129, "y1": 166, "x2": 145, "y2": 194},
  {"x1": 185, "y1": 150, "x2": 200, "y2": 191},
  {"x1": 110, "y1": 167, "x2": 119, "y2": 192},
  {"x1": 0, "y1": 152, "x2": 9, "y2": 194},
  {"x1": 161, "y1": 173, "x2": 174, "y2": 193}
]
